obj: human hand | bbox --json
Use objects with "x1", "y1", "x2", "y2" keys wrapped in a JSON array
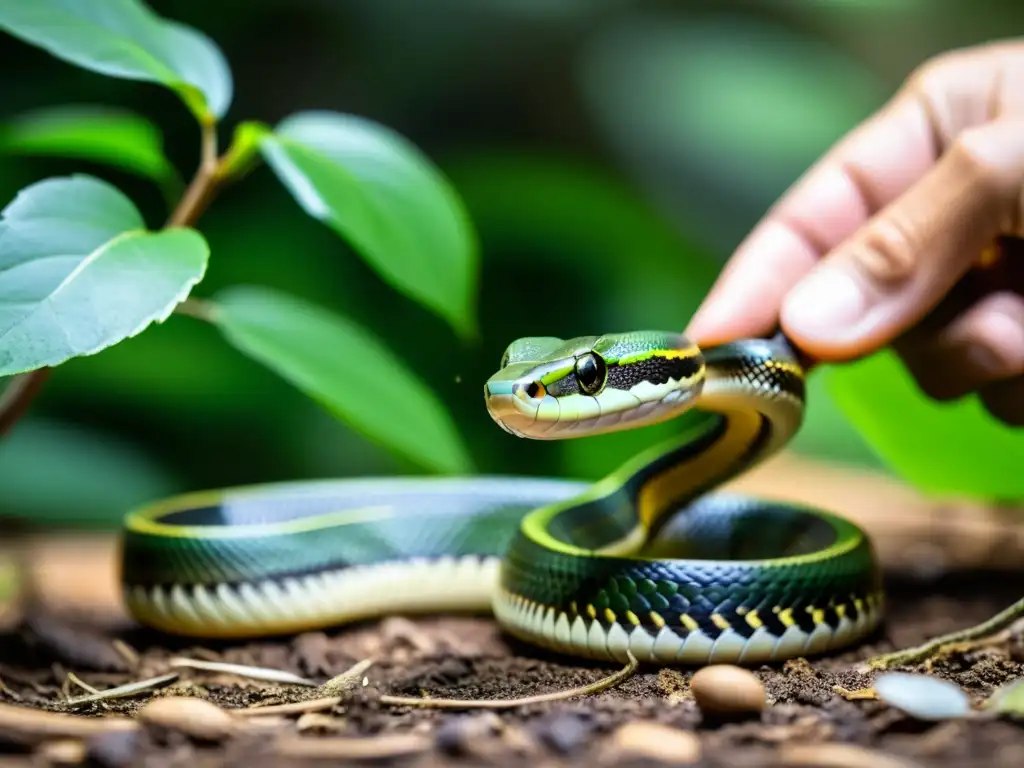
[{"x1": 685, "y1": 40, "x2": 1024, "y2": 425}]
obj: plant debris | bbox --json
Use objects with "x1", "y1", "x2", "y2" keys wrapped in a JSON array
[{"x1": 3, "y1": 536, "x2": 1024, "y2": 766}]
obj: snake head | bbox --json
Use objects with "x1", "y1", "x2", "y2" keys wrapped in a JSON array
[{"x1": 484, "y1": 331, "x2": 705, "y2": 440}]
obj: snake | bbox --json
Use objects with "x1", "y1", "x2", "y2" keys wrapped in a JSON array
[{"x1": 119, "y1": 330, "x2": 884, "y2": 666}]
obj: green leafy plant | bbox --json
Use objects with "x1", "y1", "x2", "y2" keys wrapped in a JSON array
[{"x1": 0, "y1": 0, "x2": 477, "y2": 474}]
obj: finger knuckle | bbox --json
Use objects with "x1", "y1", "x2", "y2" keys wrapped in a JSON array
[
  {"x1": 852, "y1": 216, "x2": 919, "y2": 285},
  {"x1": 906, "y1": 52, "x2": 957, "y2": 96},
  {"x1": 949, "y1": 127, "x2": 1018, "y2": 195}
]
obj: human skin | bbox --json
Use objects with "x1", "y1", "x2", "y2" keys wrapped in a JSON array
[{"x1": 685, "y1": 39, "x2": 1024, "y2": 425}]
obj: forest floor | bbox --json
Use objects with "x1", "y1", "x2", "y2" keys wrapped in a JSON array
[{"x1": 1, "y1": 454, "x2": 1024, "y2": 767}]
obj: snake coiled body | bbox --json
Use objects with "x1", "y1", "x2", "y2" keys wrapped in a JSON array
[{"x1": 120, "y1": 331, "x2": 883, "y2": 665}]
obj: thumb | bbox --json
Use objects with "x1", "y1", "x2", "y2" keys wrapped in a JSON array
[{"x1": 780, "y1": 117, "x2": 1024, "y2": 360}]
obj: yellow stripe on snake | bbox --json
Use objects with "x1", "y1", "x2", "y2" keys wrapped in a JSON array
[{"x1": 120, "y1": 330, "x2": 884, "y2": 666}]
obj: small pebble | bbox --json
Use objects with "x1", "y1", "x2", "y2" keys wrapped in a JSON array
[
  {"x1": 36, "y1": 738, "x2": 86, "y2": 765},
  {"x1": 610, "y1": 720, "x2": 701, "y2": 764},
  {"x1": 85, "y1": 730, "x2": 138, "y2": 768},
  {"x1": 534, "y1": 711, "x2": 594, "y2": 755},
  {"x1": 435, "y1": 712, "x2": 503, "y2": 755},
  {"x1": 691, "y1": 664, "x2": 767, "y2": 716},
  {"x1": 137, "y1": 696, "x2": 237, "y2": 741}
]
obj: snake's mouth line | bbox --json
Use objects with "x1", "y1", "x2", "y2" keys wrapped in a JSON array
[{"x1": 484, "y1": 386, "x2": 697, "y2": 441}]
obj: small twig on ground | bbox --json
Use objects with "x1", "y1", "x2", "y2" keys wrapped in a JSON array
[
  {"x1": 833, "y1": 685, "x2": 878, "y2": 701},
  {"x1": 316, "y1": 659, "x2": 373, "y2": 697},
  {"x1": 111, "y1": 639, "x2": 140, "y2": 671},
  {"x1": 168, "y1": 657, "x2": 317, "y2": 687},
  {"x1": 65, "y1": 672, "x2": 111, "y2": 711},
  {"x1": 0, "y1": 667, "x2": 48, "y2": 695},
  {"x1": 0, "y1": 675, "x2": 22, "y2": 701},
  {"x1": 236, "y1": 696, "x2": 342, "y2": 718},
  {"x1": 379, "y1": 651, "x2": 640, "y2": 710},
  {"x1": 65, "y1": 672, "x2": 179, "y2": 707}
]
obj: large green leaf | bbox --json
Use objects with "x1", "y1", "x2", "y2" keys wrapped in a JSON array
[
  {"x1": 826, "y1": 350, "x2": 1024, "y2": 500},
  {"x1": 0, "y1": 0, "x2": 232, "y2": 121},
  {"x1": 0, "y1": 105, "x2": 177, "y2": 189},
  {"x1": 258, "y1": 111, "x2": 479, "y2": 339},
  {"x1": 0, "y1": 174, "x2": 209, "y2": 376},
  {"x1": 212, "y1": 285, "x2": 473, "y2": 475}
]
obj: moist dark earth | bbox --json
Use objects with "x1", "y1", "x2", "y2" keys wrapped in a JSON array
[{"x1": 3, "y1": 535, "x2": 1024, "y2": 768}]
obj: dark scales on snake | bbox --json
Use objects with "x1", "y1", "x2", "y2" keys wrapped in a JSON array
[{"x1": 119, "y1": 331, "x2": 890, "y2": 666}]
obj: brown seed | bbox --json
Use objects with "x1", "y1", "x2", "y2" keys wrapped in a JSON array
[
  {"x1": 690, "y1": 664, "x2": 766, "y2": 715},
  {"x1": 610, "y1": 721, "x2": 701, "y2": 764},
  {"x1": 137, "y1": 696, "x2": 237, "y2": 741}
]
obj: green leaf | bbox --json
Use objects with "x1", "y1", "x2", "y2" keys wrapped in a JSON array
[
  {"x1": 220, "y1": 120, "x2": 270, "y2": 181},
  {"x1": 211, "y1": 285, "x2": 473, "y2": 475},
  {"x1": 985, "y1": 678, "x2": 1024, "y2": 718},
  {"x1": 0, "y1": 0, "x2": 232, "y2": 121},
  {"x1": 0, "y1": 104, "x2": 178, "y2": 188},
  {"x1": 258, "y1": 111, "x2": 479, "y2": 339},
  {"x1": 826, "y1": 350, "x2": 1024, "y2": 500},
  {"x1": 0, "y1": 174, "x2": 209, "y2": 376},
  {"x1": 789, "y1": 369, "x2": 889, "y2": 472}
]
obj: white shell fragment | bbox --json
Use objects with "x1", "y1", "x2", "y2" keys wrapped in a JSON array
[{"x1": 874, "y1": 672, "x2": 972, "y2": 720}]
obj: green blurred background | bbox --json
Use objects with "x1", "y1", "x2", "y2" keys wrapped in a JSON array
[{"x1": 1, "y1": 0, "x2": 1021, "y2": 528}]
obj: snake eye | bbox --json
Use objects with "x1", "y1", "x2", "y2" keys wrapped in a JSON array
[{"x1": 575, "y1": 352, "x2": 607, "y2": 396}]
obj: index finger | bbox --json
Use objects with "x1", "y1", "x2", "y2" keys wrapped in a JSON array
[{"x1": 685, "y1": 85, "x2": 939, "y2": 347}]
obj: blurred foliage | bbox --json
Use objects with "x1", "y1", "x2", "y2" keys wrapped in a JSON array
[
  {"x1": 0, "y1": 0, "x2": 1022, "y2": 529},
  {"x1": 826, "y1": 351, "x2": 1024, "y2": 499}
]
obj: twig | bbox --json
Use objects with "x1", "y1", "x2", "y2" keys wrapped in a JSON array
[
  {"x1": 65, "y1": 672, "x2": 179, "y2": 707},
  {"x1": 379, "y1": 651, "x2": 640, "y2": 710},
  {"x1": 316, "y1": 659, "x2": 373, "y2": 697},
  {"x1": 168, "y1": 657, "x2": 317, "y2": 687},
  {"x1": 65, "y1": 672, "x2": 100, "y2": 696},
  {"x1": 65, "y1": 672, "x2": 111, "y2": 711},
  {"x1": 0, "y1": 116, "x2": 228, "y2": 440},
  {"x1": 236, "y1": 696, "x2": 342, "y2": 718},
  {"x1": 174, "y1": 297, "x2": 218, "y2": 322},
  {"x1": 111, "y1": 639, "x2": 140, "y2": 671},
  {"x1": 0, "y1": 675, "x2": 22, "y2": 701},
  {"x1": 0, "y1": 368, "x2": 51, "y2": 439},
  {"x1": 166, "y1": 119, "x2": 222, "y2": 228}
]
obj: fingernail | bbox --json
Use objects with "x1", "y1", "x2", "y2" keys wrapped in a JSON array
[{"x1": 782, "y1": 269, "x2": 869, "y2": 340}]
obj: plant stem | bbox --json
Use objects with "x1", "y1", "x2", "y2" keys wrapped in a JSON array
[
  {"x1": 166, "y1": 118, "x2": 222, "y2": 228},
  {"x1": 0, "y1": 119, "x2": 228, "y2": 440},
  {"x1": 0, "y1": 368, "x2": 51, "y2": 439},
  {"x1": 175, "y1": 297, "x2": 218, "y2": 322}
]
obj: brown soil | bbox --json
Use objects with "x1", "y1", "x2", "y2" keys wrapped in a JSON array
[{"x1": 2, "y1": 458, "x2": 1024, "y2": 767}]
